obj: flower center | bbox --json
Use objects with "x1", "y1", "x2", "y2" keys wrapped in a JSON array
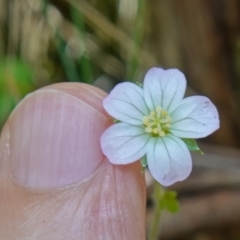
[{"x1": 142, "y1": 106, "x2": 172, "y2": 137}]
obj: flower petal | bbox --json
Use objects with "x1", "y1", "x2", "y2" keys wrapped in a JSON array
[
  {"x1": 143, "y1": 68, "x2": 186, "y2": 111},
  {"x1": 147, "y1": 135, "x2": 192, "y2": 186},
  {"x1": 170, "y1": 96, "x2": 220, "y2": 138},
  {"x1": 103, "y1": 82, "x2": 149, "y2": 125},
  {"x1": 100, "y1": 122, "x2": 150, "y2": 164}
]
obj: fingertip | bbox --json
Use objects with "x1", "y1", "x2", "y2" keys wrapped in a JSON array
[{"x1": 8, "y1": 83, "x2": 110, "y2": 188}]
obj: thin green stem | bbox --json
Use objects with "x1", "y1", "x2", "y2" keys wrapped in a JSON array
[{"x1": 147, "y1": 182, "x2": 164, "y2": 240}]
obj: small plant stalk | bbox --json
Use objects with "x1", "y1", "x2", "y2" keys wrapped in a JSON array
[{"x1": 147, "y1": 181, "x2": 164, "y2": 240}]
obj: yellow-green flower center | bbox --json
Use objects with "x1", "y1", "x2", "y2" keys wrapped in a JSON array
[{"x1": 142, "y1": 106, "x2": 172, "y2": 137}]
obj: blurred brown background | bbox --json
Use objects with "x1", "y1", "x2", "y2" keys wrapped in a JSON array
[{"x1": 1, "y1": 0, "x2": 240, "y2": 239}]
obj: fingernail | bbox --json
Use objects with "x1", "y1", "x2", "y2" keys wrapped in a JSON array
[{"x1": 9, "y1": 89, "x2": 108, "y2": 188}]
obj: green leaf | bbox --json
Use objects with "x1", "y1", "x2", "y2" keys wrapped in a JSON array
[
  {"x1": 182, "y1": 138, "x2": 204, "y2": 155},
  {"x1": 159, "y1": 190, "x2": 179, "y2": 213}
]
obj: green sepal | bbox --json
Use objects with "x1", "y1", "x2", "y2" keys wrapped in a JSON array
[
  {"x1": 135, "y1": 81, "x2": 143, "y2": 88},
  {"x1": 159, "y1": 190, "x2": 179, "y2": 213},
  {"x1": 140, "y1": 156, "x2": 148, "y2": 172},
  {"x1": 113, "y1": 118, "x2": 120, "y2": 123},
  {"x1": 182, "y1": 138, "x2": 204, "y2": 155}
]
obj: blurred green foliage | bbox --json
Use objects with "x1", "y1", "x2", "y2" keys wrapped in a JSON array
[
  {"x1": 0, "y1": 0, "x2": 150, "y2": 129},
  {"x1": 0, "y1": 59, "x2": 35, "y2": 126}
]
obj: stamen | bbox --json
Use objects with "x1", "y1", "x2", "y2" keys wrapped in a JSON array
[
  {"x1": 148, "y1": 116, "x2": 156, "y2": 121},
  {"x1": 148, "y1": 122, "x2": 156, "y2": 127},
  {"x1": 150, "y1": 111, "x2": 155, "y2": 117},
  {"x1": 159, "y1": 131, "x2": 166, "y2": 137},
  {"x1": 153, "y1": 128, "x2": 158, "y2": 134},
  {"x1": 161, "y1": 110, "x2": 167, "y2": 117},
  {"x1": 145, "y1": 127, "x2": 153, "y2": 133},
  {"x1": 142, "y1": 106, "x2": 171, "y2": 137},
  {"x1": 156, "y1": 109, "x2": 161, "y2": 119},
  {"x1": 142, "y1": 116, "x2": 149, "y2": 124},
  {"x1": 160, "y1": 119, "x2": 169, "y2": 123}
]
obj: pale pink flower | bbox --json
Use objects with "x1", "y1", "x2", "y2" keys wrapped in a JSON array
[{"x1": 100, "y1": 68, "x2": 219, "y2": 186}]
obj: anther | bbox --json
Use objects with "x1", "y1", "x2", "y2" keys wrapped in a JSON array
[
  {"x1": 159, "y1": 131, "x2": 166, "y2": 137},
  {"x1": 145, "y1": 127, "x2": 153, "y2": 133},
  {"x1": 153, "y1": 128, "x2": 158, "y2": 134}
]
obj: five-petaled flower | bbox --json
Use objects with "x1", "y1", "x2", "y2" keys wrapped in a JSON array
[{"x1": 100, "y1": 68, "x2": 219, "y2": 186}]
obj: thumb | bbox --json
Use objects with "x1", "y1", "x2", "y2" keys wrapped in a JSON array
[{"x1": 0, "y1": 83, "x2": 146, "y2": 240}]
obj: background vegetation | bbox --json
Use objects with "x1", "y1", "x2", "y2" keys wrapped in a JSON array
[{"x1": 1, "y1": 0, "x2": 240, "y2": 239}]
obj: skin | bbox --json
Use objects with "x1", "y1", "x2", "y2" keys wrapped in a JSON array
[{"x1": 0, "y1": 83, "x2": 146, "y2": 240}]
